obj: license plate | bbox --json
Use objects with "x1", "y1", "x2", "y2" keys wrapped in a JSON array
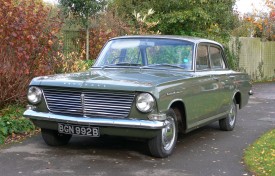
[{"x1": 58, "y1": 123, "x2": 100, "y2": 137}]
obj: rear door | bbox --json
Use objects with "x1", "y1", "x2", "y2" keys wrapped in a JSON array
[
  {"x1": 186, "y1": 44, "x2": 220, "y2": 127},
  {"x1": 209, "y1": 44, "x2": 234, "y2": 114}
]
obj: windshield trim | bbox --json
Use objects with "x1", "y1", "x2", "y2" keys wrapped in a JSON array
[
  {"x1": 93, "y1": 38, "x2": 195, "y2": 71},
  {"x1": 91, "y1": 66, "x2": 194, "y2": 72}
]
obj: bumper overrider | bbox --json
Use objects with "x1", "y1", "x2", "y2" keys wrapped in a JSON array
[{"x1": 23, "y1": 110, "x2": 168, "y2": 138}]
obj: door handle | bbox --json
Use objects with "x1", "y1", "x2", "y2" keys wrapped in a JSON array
[{"x1": 213, "y1": 77, "x2": 219, "y2": 81}]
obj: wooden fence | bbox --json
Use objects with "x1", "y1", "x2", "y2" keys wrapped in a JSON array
[
  {"x1": 62, "y1": 30, "x2": 85, "y2": 56},
  {"x1": 238, "y1": 37, "x2": 275, "y2": 80}
]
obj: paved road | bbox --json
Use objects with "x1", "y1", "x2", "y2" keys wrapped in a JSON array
[{"x1": 0, "y1": 83, "x2": 274, "y2": 176}]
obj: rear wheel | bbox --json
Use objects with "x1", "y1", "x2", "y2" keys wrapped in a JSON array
[
  {"x1": 41, "y1": 128, "x2": 72, "y2": 146},
  {"x1": 148, "y1": 108, "x2": 178, "y2": 158},
  {"x1": 219, "y1": 99, "x2": 237, "y2": 131}
]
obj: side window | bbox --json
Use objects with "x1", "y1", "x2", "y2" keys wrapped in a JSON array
[
  {"x1": 209, "y1": 46, "x2": 225, "y2": 69},
  {"x1": 147, "y1": 45, "x2": 192, "y2": 66},
  {"x1": 196, "y1": 45, "x2": 210, "y2": 70}
]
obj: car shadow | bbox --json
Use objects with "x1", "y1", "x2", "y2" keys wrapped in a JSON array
[{"x1": 47, "y1": 122, "x2": 222, "y2": 158}]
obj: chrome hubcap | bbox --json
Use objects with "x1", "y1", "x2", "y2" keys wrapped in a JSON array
[
  {"x1": 228, "y1": 103, "x2": 236, "y2": 127},
  {"x1": 162, "y1": 117, "x2": 176, "y2": 151}
]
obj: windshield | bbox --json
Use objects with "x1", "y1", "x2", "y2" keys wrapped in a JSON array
[{"x1": 93, "y1": 38, "x2": 194, "y2": 70}]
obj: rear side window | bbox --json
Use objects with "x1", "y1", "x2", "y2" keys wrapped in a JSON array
[
  {"x1": 209, "y1": 46, "x2": 225, "y2": 69},
  {"x1": 196, "y1": 45, "x2": 210, "y2": 70}
]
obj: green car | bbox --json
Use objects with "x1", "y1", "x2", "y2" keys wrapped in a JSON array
[{"x1": 24, "y1": 36, "x2": 252, "y2": 158}]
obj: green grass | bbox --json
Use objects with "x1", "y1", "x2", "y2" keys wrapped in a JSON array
[
  {"x1": 244, "y1": 129, "x2": 275, "y2": 176},
  {"x1": 0, "y1": 105, "x2": 35, "y2": 144}
]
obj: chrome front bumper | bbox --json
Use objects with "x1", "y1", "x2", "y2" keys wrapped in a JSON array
[{"x1": 23, "y1": 110, "x2": 167, "y2": 130}]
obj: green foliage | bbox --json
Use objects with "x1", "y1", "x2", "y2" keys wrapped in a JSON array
[
  {"x1": 258, "y1": 61, "x2": 265, "y2": 80},
  {"x1": 253, "y1": 61, "x2": 275, "y2": 82},
  {"x1": 110, "y1": 0, "x2": 238, "y2": 43},
  {"x1": 131, "y1": 8, "x2": 160, "y2": 35},
  {"x1": 84, "y1": 59, "x2": 94, "y2": 68},
  {"x1": 244, "y1": 129, "x2": 275, "y2": 176},
  {"x1": 0, "y1": 105, "x2": 35, "y2": 144},
  {"x1": 224, "y1": 37, "x2": 241, "y2": 70},
  {"x1": 59, "y1": 0, "x2": 107, "y2": 26}
]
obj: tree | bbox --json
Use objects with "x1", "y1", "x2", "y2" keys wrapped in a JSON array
[
  {"x1": 109, "y1": 0, "x2": 238, "y2": 43},
  {"x1": 132, "y1": 8, "x2": 160, "y2": 35},
  {"x1": 59, "y1": 0, "x2": 107, "y2": 60}
]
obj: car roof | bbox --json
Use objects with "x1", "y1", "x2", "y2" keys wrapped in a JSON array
[{"x1": 111, "y1": 35, "x2": 223, "y2": 47}]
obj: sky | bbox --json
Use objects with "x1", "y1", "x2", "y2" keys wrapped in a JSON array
[
  {"x1": 234, "y1": 0, "x2": 270, "y2": 14},
  {"x1": 44, "y1": 0, "x2": 270, "y2": 14},
  {"x1": 44, "y1": 0, "x2": 58, "y2": 5}
]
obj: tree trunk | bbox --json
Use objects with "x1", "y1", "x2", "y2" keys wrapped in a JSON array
[
  {"x1": 86, "y1": 26, "x2": 89, "y2": 60},
  {"x1": 85, "y1": 14, "x2": 90, "y2": 61}
]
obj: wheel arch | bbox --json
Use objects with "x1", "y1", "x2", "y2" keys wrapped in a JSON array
[
  {"x1": 233, "y1": 91, "x2": 241, "y2": 109},
  {"x1": 168, "y1": 100, "x2": 187, "y2": 132}
]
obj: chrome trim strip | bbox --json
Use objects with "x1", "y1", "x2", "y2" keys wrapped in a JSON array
[{"x1": 23, "y1": 110, "x2": 166, "y2": 129}]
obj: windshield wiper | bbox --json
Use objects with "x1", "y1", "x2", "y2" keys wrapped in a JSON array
[
  {"x1": 146, "y1": 64, "x2": 184, "y2": 69},
  {"x1": 102, "y1": 62, "x2": 142, "y2": 67},
  {"x1": 114, "y1": 62, "x2": 142, "y2": 66}
]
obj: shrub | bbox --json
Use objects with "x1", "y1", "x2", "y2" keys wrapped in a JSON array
[
  {"x1": 0, "y1": 105, "x2": 35, "y2": 144},
  {"x1": 0, "y1": 0, "x2": 61, "y2": 69},
  {"x1": 0, "y1": 50, "x2": 31, "y2": 107},
  {"x1": 88, "y1": 29, "x2": 119, "y2": 60},
  {"x1": 0, "y1": 0, "x2": 62, "y2": 108},
  {"x1": 54, "y1": 51, "x2": 93, "y2": 73}
]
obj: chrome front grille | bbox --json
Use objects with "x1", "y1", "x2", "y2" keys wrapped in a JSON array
[
  {"x1": 43, "y1": 89, "x2": 83, "y2": 116},
  {"x1": 43, "y1": 88, "x2": 135, "y2": 118}
]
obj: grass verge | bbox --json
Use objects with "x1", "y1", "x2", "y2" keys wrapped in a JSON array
[
  {"x1": 0, "y1": 105, "x2": 36, "y2": 144},
  {"x1": 244, "y1": 129, "x2": 275, "y2": 176}
]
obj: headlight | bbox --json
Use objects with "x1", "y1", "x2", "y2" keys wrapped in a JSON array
[
  {"x1": 136, "y1": 93, "x2": 155, "y2": 113},
  {"x1": 27, "y1": 86, "x2": 42, "y2": 104}
]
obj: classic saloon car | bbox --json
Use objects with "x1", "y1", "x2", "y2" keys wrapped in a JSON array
[{"x1": 24, "y1": 36, "x2": 252, "y2": 158}]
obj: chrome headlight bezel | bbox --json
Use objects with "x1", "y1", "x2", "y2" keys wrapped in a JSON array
[
  {"x1": 27, "y1": 86, "x2": 42, "y2": 104},
  {"x1": 136, "y1": 93, "x2": 155, "y2": 113}
]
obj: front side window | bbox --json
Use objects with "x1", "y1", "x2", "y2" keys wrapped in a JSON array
[
  {"x1": 146, "y1": 45, "x2": 193, "y2": 70},
  {"x1": 94, "y1": 38, "x2": 194, "y2": 71}
]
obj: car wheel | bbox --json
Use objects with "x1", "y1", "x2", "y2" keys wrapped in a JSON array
[
  {"x1": 148, "y1": 108, "x2": 178, "y2": 158},
  {"x1": 219, "y1": 99, "x2": 237, "y2": 131},
  {"x1": 41, "y1": 128, "x2": 72, "y2": 146}
]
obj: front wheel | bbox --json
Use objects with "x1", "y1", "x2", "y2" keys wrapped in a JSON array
[
  {"x1": 41, "y1": 128, "x2": 72, "y2": 146},
  {"x1": 148, "y1": 109, "x2": 178, "y2": 158},
  {"x1": 219, "y1": 99, "x2": 237, "y2": 131}
]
